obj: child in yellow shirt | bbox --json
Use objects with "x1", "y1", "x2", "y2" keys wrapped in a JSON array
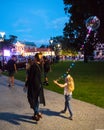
[{"x1": 53, "y1": 74, "x2": 74, "y2": 120}]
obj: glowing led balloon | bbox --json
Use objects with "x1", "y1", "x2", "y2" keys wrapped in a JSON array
[{"x1": 86, "y1": 16, "x2": 100, "y2": 31}]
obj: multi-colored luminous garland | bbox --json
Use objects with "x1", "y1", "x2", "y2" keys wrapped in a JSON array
[
  {"x1": 56, "y1": 61, "x2": 75, "y2": 81},
  {"x1": 56, "y1": 16, "x2": 100, "y2": 81}
]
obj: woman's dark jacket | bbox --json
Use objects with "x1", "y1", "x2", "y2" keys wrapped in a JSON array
[{"x1": 27, "y1": 62, "x2": 45, "y2": 108}]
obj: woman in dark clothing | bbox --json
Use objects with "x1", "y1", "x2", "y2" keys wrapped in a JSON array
[
  {"x1": 27, "y1": 53, "x2": 45, "y2": 121},
  {"x1": 0, "y1": 60, "x2": 2, "y2": 76}
]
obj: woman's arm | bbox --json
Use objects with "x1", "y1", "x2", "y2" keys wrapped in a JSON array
[{"x1": 53, "y1": 80, "x2": 66, "y2": 88}]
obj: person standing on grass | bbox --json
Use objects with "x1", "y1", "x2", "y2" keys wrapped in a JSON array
[
  {"x1": 27, "y1": 53, "x2": 45, "y2": 121},
  {"x1": 53, "y1": 74, "x2": 75, "y2": 120},
  {"x1": 7, "y1": 55, "x2": 17, "y2": 88},
  {"x1": 43, "y1": 56, "x2": 51, "y2": 86},
  {"x1": 0, "y1": 60, "x2": 3, "y2": 76}
]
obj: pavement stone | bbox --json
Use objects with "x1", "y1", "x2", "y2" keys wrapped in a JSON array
[{"x1": 0, "y1": 75, "x2": 104, "y2": 130}]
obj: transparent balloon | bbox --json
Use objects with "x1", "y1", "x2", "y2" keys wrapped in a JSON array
[{"x1": 86, "y1": 16, "x2": 100, "y2": 31}]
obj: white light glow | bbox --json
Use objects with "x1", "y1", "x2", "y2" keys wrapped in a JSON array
[
  {"x1": 4, "y1": 50, "x2": 10, "y2": 56},
  {"x1": 0, "y1": 32, "x2": 5, "y2": 38}
]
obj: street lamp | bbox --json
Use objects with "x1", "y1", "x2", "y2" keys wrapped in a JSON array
[
  {"x1": 0, "y1": 32, "x2": 5, "y2": 71},
  {"x1": 57, "y1": 44, "x2": 60, "y2": 48},
  {"x1": 0, "y1": 32, "x2": 5, "y2": 41},
  {"x1": 49, "y1": 39, "x2": 53, "y2": 61}
]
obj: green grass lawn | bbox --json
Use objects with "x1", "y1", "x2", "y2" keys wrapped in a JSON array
[
  {"x1": 4, "y1": 61, "x2": 104, "y2": 108},
  {"x1": 47, "y1": 61, "x2": 104, "y2": 108}
]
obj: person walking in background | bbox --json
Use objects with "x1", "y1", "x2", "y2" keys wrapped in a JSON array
[
  {"x1": 23, "y1": 58, "x2": 33, "y2": 92},
  {"x1": 43, "y1": 56, "x2": 51, "y2": 86},
  {"x1": 7, "y1": 55, "x2": 17, "y2": 88},
  {"x1": 53, "y1": 74, "x2": 75, "y2": 120},
  {"x1": 0, "y1": 60, "x2": 2, "y2": 76},
  {"x1": 27, "y1": 53, "x2": 45, "y2": 121}
]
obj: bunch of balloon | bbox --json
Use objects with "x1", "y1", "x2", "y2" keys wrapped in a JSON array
[
  {"x1": 84, "y1": 16, "x2": 100, "y2": 62},
  {"x1": 85, "y1": 16, "x2": 100, "y2": 42}
]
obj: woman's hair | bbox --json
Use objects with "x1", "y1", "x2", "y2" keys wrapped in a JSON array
[
  {"x1": 66, "y1": 74, "x2": 74, "y2": 92},
  {"x1": 35, "y1": 53, "x2": 40, "y2": 61},
  {"x1": 66, "y1": 75, "x2": 72, "y2": 83},
  {"x1": 35, "y1": 53, "x2": 43, "y2": 62},
  {"x1": 28, "y1": 58, "x2": 32, "y2": 64}
]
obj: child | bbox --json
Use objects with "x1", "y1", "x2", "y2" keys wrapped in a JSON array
[{"x1": 53, "y1": 74, "x2": 75, "y2": 120}]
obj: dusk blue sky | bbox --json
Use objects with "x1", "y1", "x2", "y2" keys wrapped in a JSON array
[{"x1": 0, "y1": 0, "x2": 69, "y2": 47}]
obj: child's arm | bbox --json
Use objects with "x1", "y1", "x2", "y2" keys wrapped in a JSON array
[{"x1": 53, "y1": 80, "x2": 66, "y2": 88}]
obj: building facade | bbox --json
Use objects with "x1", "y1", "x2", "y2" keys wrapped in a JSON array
[
  {"x1": 94, "y1": 42, "x2": 104, "y2": 60},
  {"x1": 12, "y1": 41, "x2": 54, "y2": 57}
]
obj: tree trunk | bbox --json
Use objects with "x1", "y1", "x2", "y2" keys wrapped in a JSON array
[
  {"x1": 84, "y1": 44, "x2": 88, "y2": 63},
  {"x1": 84, "y1": 53, "x2": 88, "y2": 63}
]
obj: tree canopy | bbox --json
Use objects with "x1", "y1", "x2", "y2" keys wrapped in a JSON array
[
  {"x1": 0, "y1": 35, "x2": 17, "y2": 50},
  {"x1": 63, "y1": 0, "x2": 104, "y2": 62},
  {"x1": 63, "y1": 0, "x2": 104, "y2": 45}
]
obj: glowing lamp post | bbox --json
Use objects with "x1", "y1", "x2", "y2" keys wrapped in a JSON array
[
  {"x1": 0, "y1": 32, "x2": 5, "y2": 41},
  {"x1": 49, "y1": 39, "x2": 53, "y2": 61},
  {"x1": 0, "y1": 32, "x2": 6, "y2": 71}
]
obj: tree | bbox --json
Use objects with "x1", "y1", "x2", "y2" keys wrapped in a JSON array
[
  {"x1": 0, "y1": 35, "x2": 17, "y2": 71},
  {"x1": 0, "y1": 35, "x2": 17, "y2": 50},
  {"x1": 39, "y1": 44, "x2": 46, "y2": 48},
  {"x1": 49, "y1": 36, "x2": 64, "y2": 55},
  {"x1": 63, "y1": 0, "x2": 104, "y2": 62}
]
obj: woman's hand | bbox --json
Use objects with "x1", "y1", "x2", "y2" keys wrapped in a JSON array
[{"x1": 53, "y1": 80, "x2": 57, "y2": 84}]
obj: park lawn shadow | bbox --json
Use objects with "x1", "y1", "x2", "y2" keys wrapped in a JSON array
[
  {"x1": 0, "y1": 112, "x2": 37, "y2": 125},
  {"x1": 40, "y1": 108, "x2": 68, "y2": 119}
]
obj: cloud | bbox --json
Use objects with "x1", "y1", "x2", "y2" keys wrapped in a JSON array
[
  {"x1": 50, "y1": 16, "x2": 68, "y2": 29},
  {"x1": 13, "y1": 19, "x2": 30, "y2": 27},
  {"x1": 31, "y1": 9, "x2": 68, "y2": 30},
  {"x1": 11, "y1": 8, "x2": 68, "y2": 44},
  {"x1": 12, "y1": 18, "x2": 33, "y2": 34},
  {"x1": 16, "y1": 28, "x2": 32, "y2": 33},
  {"x1": 29, "y1": 9, "x2": 49, "y2": 23},
  {"x1": 35, "y1": 39, "x2": 49, "y2": 46}
]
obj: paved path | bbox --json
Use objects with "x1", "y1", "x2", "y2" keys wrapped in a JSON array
[{"x1": 0, "y1": 75, "x2": 104, "y2": 130}]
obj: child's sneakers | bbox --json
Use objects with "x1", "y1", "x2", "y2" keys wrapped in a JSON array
[
  {"x1": 69, "y1": 116, "x2": 73, "y2": 120},
  {"x1": 8, "y1": 84, "x2": 11, "y2": 87},
  {"x1": 43, "y1": 81, "x2": 49, "y2": 86},
  {"x1": 60, "y1": 110, "x2": 66, "y2": 113}
]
